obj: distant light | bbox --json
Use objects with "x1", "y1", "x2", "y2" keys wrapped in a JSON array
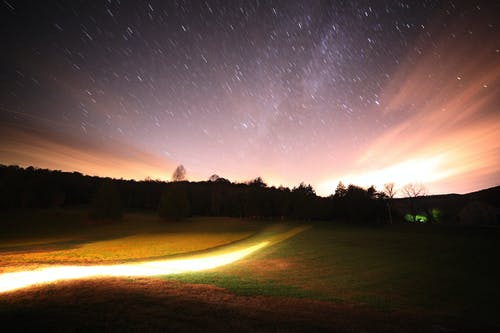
[
  {"x1": 404, "y1": 214, "x2": 428, "y2": 223},
  {"x1": 0, "y1": 241, "x2": 269, "y2": 293}
]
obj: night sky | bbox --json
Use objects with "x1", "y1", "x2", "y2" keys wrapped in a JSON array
[{"x1": 1, "y1": 1, "x2": 499, "y2": 196}]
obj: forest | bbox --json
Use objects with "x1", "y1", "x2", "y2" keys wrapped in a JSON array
[{"x1": 0, "y1": 164, "x2": 388, "y2": 223}]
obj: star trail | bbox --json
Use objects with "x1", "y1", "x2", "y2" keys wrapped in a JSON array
[{"x1": 1, "y1": 1, "x2": 498, "y2": 196}]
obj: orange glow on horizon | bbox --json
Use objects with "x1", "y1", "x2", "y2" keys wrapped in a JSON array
[
  {"x1": 0, "y1": 126, "x2": 175, "y2": 182},
  {"x1": 317, "y1": 19, "x2": 500, "y2": 196},
  {"x1": 1, "y1": 11, "x2": 498, "y2": 197}
]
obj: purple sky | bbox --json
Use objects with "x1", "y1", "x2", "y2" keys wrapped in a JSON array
[{"x1": 1, "y1": 1, "x2": 498, "y2": 196}]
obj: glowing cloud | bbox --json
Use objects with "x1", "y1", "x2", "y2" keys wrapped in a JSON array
[
  {"x1": 0, "y1": 125, "x2": 175, "y2": 181},
  {"x1": 0, "y1": 241, "x2": 269, "y2": 293},
  {"x1": 318, "y1": 14, "x2": 500, "y2": 196}
]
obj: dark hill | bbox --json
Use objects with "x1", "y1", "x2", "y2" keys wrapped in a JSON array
[{"x1": 393, "y1": 185, "x2": 500, "y2": 226}]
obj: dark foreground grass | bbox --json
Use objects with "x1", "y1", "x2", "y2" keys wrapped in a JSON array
[
  {"x1": 1, "y1": 211, "x2": 499, "y2": 331},
  {"x1": 171, "y1": 272, "x2": 321, "y2": 299},
  {"x1": 164, "y1": 222, "x2": 500, "y2": 329},
  {"x1": 0, "y1": 277, "x2": 460, "y2": 333}
]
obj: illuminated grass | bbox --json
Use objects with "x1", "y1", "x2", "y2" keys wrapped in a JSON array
[
  {"x1": 0, "y1": 232, "x2": 254, "y2": 269},
  {"x1": 0, "y1": 211, "x2": 261, "y2": 273},
  {"x1": 0, "y1": 209, "x2": 309, "y2": 293},
  {"x1": 0, "y1": 241, "x2": 270, "y2": 293}
]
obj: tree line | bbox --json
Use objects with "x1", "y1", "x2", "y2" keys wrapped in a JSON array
[{"x1": 0, "y1": 164, "x2": 403, "y2": 224}]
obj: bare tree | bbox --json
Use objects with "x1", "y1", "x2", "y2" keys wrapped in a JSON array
[
  {"x1": 383, "y1": 183, "x2": 398, "y2": 224},
  {"x1": 401, "y1": 183, "x2": 427, "y2": 198},
  {"x1": 383, "y1": 183, "x2": 397, "y2": 199},
  {"x1": 402, "y1": 183, "x2": 427, "y2": 221},
  {"x1": 172, "y1": 165, "x2": 186, "y2": 182}
]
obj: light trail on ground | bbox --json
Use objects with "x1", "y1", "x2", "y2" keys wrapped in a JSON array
[{"x1": 0, "y1": 241, "x2": 269, "y2": 293}]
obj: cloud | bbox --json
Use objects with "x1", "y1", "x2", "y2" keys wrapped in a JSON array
[
  {"x1": 0, "y1": 123, "x2": 175, "y2": 181},
  {"x1": 318, "y1": 16, "x2": 500, "y2": 196}
]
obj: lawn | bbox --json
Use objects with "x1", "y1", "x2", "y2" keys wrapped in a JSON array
[
  {"x1": 1, "y1": 210, "x2": 499, "y2": 331},
  {"x1": 0, "y1": 209, "x2": 262, "y2": 273},
  {"x1": 165, "y1": 223, "x2": 500, "y2": 329}
]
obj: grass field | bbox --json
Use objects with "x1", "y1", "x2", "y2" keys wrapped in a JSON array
[
  {"x1": 1, "y1": 209, "x2": 499, "y2": 331},
  {"x1": 168, "y1": 223, "x2": 500, "y2": 326},
  {"x1": 0, "y1": 209, "x2": 261, "y2": 273}
]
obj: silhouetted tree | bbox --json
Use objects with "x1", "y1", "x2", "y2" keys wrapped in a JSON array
[
  {"x1": 209, "y1": 174, "x2": 220, "y2": 182},
  {"x1": 345, "y1": 184, "x2": 369, "y2": 221},
  {"x1": 158, "y1": 183, "x2": 190, "y2": 221},
  {"x1": 209, "y1": 177, "x2": 229, "y2": 216},
  {"x1": 89, "y1": 181, "x2": 122, "y2": 221},
  {"x1": 402, "y1": 183, "x2": 427, "y2": 198},
  {"x1": 0, "y1": 164, "x2": 396, "y2": 224},
  {"x1": 402, "y1": 183, "x2": 427, "y2": 222},
  {"x1": 247, "y1": 177, "x2": 267, "y2": 188},
  {"x1": 172, "y1": 165, "x2": 186, "y2": 182},
  {"x1": 383, "y1": 183, "x2": 397, "y2": 224},
  {"x1": 367, "y1": 185, "x2": 377, "y2": 199},
  {"x1": 334, "y1": 181, "x2": 347, "y2": 198},
  {"x1": 291, "y1": 182, "x2": 315, "y2": 220},
  {"x1": 276, "y1": 186, "x2": 291, "y2": 219},
  {"x1": 210, "y1": 187, "x2": 222, "y2": 215}
]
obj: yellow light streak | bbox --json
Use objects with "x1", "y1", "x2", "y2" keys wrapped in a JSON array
[{"x1": 0, "y1": 241, "x2": 269, "y2": 294}]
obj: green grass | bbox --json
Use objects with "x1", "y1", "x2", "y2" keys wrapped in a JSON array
[
  {"x1": 164, "y1": 222, "x2": 500, "y2": 326},
  {"x1": 0, "y1": 209, "x2": 262, "y2": 272},
  {"x1": 2, "y1": 210, "x2": 499, "y2": 328},
  {"x1": 170, "y1": 271, "x2": 320, "y2": 299},
  {"x1": 0, "y1": 208, "x2": 261, "y2": 241}
]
